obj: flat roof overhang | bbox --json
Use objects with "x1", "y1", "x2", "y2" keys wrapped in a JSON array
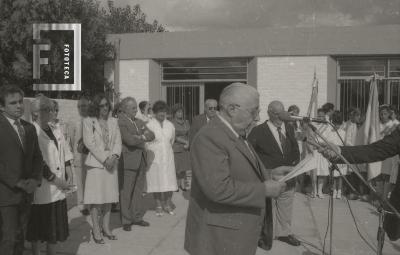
[{"x1": 107, "y1": 25, "x2": 400, "y2": 60}]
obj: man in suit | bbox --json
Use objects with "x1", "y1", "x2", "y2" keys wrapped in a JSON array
[
  {"x1": 320, "y1": 129, "x2": 400, "y2": 241},
  {"x1": 0, "y1": 85, "x2": 43, "y2": 255},
  {"x1": 248, "y1": 100, "x2": 301, "y2": 247},
  {"x1": 188, "y1": 99, "x2": 218, "y2": 143},
  {"x1": 184, "y1": 83, "x2": 286, "y2": 255},
  {"x1": 118, "y1": 97, "x2": 155, "y2": 231}
]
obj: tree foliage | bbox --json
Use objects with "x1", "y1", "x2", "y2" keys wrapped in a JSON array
[{"x1": 0, "y1": 0, "x2": 165, "y2": 98}]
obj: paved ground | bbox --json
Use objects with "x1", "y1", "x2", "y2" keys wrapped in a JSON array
[{"x1": 25, "y1": 191, "x2": 400, "y2": 255}]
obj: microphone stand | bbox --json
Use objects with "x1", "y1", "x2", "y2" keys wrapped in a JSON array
[{"x1": 306, "y1": 122, "x2": 400, "y2": 255}]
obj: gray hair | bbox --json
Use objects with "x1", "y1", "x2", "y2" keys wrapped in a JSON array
[
  {"x1": 119, "y1": 97, "x2": 137, "y2": 113},
  {"x1": 219, "y1": 82, "x2": 259, "y2": 110},
  {"x1": 30, "y1": 95, "x2": 53, "y2": 121}
]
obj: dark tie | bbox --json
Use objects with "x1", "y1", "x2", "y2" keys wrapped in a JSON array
[
  {"x1": 277, "y1": 126, "x2": 287, "y2": 155},
  {"x1": 14, "y1": 119, "x2": 26, "y2": 150}
]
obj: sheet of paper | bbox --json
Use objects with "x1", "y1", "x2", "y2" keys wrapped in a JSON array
[{"x1": 279, "y1": 154, "x2": 317, "y2": 182}]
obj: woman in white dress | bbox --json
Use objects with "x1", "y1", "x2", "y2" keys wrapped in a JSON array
[
  {"x1": 83, "y1": 94, "x2": 121, "y2": 243},
  {"x1": 314, "y1": 108, "x2": 330, "y2": 198},
  {"x1": 145, "y1": 101, "x2": 178, "y2": 216}
]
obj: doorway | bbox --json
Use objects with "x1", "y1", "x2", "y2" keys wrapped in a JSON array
[{"x1": 204, "y1": 82, "x2": 232, "y2": 107}]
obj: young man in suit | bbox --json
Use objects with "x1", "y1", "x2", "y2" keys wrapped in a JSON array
[
  {"x1": 248, "y1": 100, "x2": 301, "y2": 247},
  {"x1": 0, "y1": 85, "x2": 43, "y2": 255},
  {"x1": 188, "y1": 99, "x2": 218, "y2": 143},
  {"x1": 118, "y1": 97, "x2": 155, "y2": 231},
  {"x1": 184, "y1": 83, "x2": 286, "y2": 255}
]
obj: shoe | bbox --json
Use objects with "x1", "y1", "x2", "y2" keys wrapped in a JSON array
[
  {"x1": 123, "y1": 224, "x2": 132, "y2": 231},
  {"x1": 317, "y1": 193, "x2": 324, "y2": 199},
  {"x1": 80, "y1": 209, "x2": 90, "y2": 216},
  {"x1": 155, "y1": 207, "x2": 164, "y2": 217},
  {"x1": 163, "y1": 206, "x2": 175, "y2": 215},
  {"x1": 90, "y1": 230, "x2": 105, "y2": 244},
  {"x1": 102, "y1": 230, "x2": 117, "y2": 240},
  {"x1": 277, "y1": 235, "x2": 301, "y2": 246},
  {"x1": 131, "y1": 220, "x2": 150, "y2": 227},
  {"x1": 336, "y1": 190, "x2": 342, "y2": 199}
]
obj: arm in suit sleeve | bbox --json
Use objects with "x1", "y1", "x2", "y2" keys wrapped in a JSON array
[
  {"x1": 83, "y1": 118, "x2": 109, "y2": 164},
  {"x1": 118, "y1": 118, "x2": 144, "y2": 147},
  {"x1": 191, "y1": 132, "x2": 266, "y2": 208},
  {"x1": 341, "y1": 129, "x2": 400, "y2": 164},
  {"x1": 112, "y1": 120, "x2": 122, "y2": 156},
  {"x1": 29, "y1": 125, "x2": 44, "y2": 183}
]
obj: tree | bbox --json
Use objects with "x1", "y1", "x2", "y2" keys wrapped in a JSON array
[
  {"x1": 105, "y1": 1, "x2": 165, "y2": 33},
  {"x1": 0, "y1": 0, "x2": 165, "y2": 98}
]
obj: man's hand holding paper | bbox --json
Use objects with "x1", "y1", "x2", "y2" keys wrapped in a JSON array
[{"x1": 271, "y1": 166, "x2": 293, "y2": 181}]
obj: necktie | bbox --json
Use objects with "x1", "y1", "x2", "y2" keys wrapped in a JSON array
[
  {"x1": 277, "y1": 126, "x2": 287, "y2": 155},
  {"x1": 14, "y1": 120, "x2": 26, "y2": 150}
]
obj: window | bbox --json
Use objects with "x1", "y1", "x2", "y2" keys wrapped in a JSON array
[
  {"x1": 338, "y1": 57, "x2": 400, "y2": 120},
  {"x1": 162, "y1": 59, "x2": 247, "y2": 81}
]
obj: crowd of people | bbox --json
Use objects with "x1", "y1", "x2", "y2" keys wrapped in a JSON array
[
  {"x1": 0, "y1": 84, "x2": 221, "y2": 255},
  {"x1": 1, "y1": 82, "x2": 400, "y2": 255}
]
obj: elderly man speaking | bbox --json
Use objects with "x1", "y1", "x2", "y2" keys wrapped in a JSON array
[{"x1": 184, "y1": 83, "x2": 286, "y2": 255}]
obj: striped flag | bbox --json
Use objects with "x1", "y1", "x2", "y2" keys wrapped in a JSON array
[{"x1": 358, "y1": 75, "x2": 381, "y2": 180}]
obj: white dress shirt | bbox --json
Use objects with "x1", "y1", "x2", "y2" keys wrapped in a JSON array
[{"x1": 266, "y1": 120, "x2": 286, "y2": 153}]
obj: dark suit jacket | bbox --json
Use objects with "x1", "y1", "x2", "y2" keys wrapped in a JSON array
[
  {"x1": 118, "y1": 114, "x2": 151, "y2": 170},
  {"x1": 184, "y1": 116, "x2": 270, "y2": 255},
  {"x1": 188, "y1": 114, "x2": 208, "y2": 144},
  {"x1": 0, "y1": 114, "x2": 43, "y2": 207},
  {"x1": 340, "y1": 129, "x2": 400, "y2": 240},
  {"x1": 248, "y1": 121, "x2": 300, "y2": 171}
]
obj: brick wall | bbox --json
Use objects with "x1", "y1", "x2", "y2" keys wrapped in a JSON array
[
  {"x1": 119, "y1": 59, "x2": 150, "y2": 103},
  {"x1": 256, "y1": 56, "x2": 330, "y2": 121}
]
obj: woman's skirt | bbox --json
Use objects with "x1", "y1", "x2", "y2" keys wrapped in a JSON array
[
  {"x1": 26, "y1": 199, "x2": 69, "y2": 243},
  {"x1": 84, "y1": 166, "x2": 119, "y2": 204},
  {"x1": 174, "y1": 150, "x2": 191, "y2": 178}
]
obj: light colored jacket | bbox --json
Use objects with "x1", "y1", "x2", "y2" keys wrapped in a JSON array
[
  {"x1": 83, "y1": 117, "x2": 122, "y2": 168},
  {"x1": 33, "y1": 122, "x2": 73, "y2": 204}
]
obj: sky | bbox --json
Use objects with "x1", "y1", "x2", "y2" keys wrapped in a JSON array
[{"x1": 100, "y1": 0, "x2": 400, "y2": 31}]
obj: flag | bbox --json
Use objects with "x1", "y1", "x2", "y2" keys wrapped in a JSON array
[
  {"x1": 306, "y1": 69, "x2": 319, "y2": 118},
  {"x1": 358, "y1": 75, "x2": 381, "y2": 180}
]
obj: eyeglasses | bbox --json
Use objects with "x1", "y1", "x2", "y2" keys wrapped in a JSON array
[
  {"x1": 234, "y1": 104, "x2": 260, "y2": 118},
  {"x1": 99, "y1": 103, "x2": 109, "y2": 108},
  {"x1": 208, "y1": 107, "x2": 218, "y2": 111}
]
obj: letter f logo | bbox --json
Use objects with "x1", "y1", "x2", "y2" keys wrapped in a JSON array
[{"x1": 33, "y1": 24, "x2": 50, "y2": 79}]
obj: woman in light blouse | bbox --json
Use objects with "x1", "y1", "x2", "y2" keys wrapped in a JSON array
[
  {"x1": 83, "y1": 94, "x2": 122, "y2": 243},
  {"x1": 26, "y1": 95, "x2": 74, "y2": 255}
]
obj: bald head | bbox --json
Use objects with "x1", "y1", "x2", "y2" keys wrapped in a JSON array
[
  {"x1": 268, "y1": 100, "x2": 285, "y2": 126},
  {"x1": 219, "y1": 82, "x2": 260, "y2": 137},
  {"x1": 219, "y1": 82, "x2": 259, "y2": 110}
]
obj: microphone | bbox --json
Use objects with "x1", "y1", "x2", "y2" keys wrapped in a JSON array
[{"x1": 278, "y1": 111, "x2": 329, "y2": 124}]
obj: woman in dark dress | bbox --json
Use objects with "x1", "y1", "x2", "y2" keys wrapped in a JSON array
[{"x1": 171, "y1": 104, "x2": 191, "y2": 190}]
